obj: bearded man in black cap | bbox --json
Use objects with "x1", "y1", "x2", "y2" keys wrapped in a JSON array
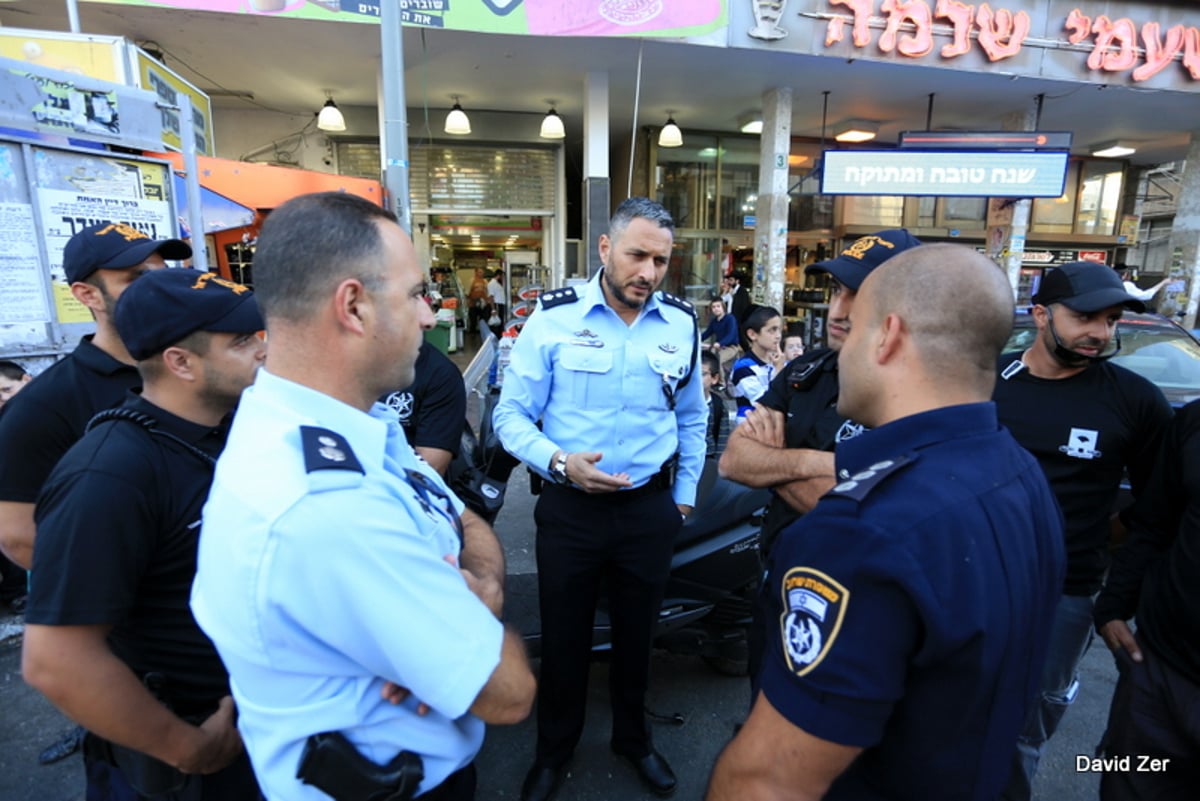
[
  {"x1": 994, "y1": 261, "x2": 1173, "y2": 801},
  {"x1": 0, "y1": 223, "x2": 189, "y2": 570}
]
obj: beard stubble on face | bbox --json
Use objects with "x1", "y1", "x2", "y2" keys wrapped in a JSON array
[{"x1": 603, "y1": 267, "x2": 655, "y2": 311}]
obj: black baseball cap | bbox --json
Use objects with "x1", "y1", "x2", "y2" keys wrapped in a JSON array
[
  {"x1": 1032, "y1": 262, "x2": 1145, "y2": 313},
  {"x1": 114, "y1": 269, "x2": 263, "y2": 360},
  {"x1": 62, "y1": 223, "x2": 192, "y2": 284},
  {"x1": 805, "y1": 229, "x2": 922, "y2": 291}
]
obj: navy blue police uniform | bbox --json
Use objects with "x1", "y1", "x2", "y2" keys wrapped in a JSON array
[
  {"x1": 761, "y1": 403, "x2": 1065, "y2": 801},
  {"x1": 27, "y1": 393, "x2": 259, "y2": 800}
]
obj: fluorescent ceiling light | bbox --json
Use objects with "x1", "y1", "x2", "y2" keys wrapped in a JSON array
[
  {"x1": 1091, "y1": 140, "x2": 1136, "y2": 158},
  {"x1": 738, "y1": 111, "x2": 763, "y2": 135},
  {"x1": 834, "y1": 119, "x2": 878, "y2": 143}
]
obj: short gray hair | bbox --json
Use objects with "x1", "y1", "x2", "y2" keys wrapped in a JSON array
[{"x1": 609, "y1": 197, "x2": 674, "y2": 242}]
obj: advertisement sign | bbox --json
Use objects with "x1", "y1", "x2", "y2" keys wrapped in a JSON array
[
  {"x1": 134, "y1": 50, "x2": 214, "y2": 155},
  {"x1": 821, "y1": 150, "x2": 1069, "y2": 198},
  {"x1": 31, "y1": 149, "x2": 174, "y2": 323},
  {"x1": 81, "y1": 0, "x2": 728, "y2": 37}
]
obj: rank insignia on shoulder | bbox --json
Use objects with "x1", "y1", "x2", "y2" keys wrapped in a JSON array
[
  {"x1": 300, "y1": 426, "x2": 364, "y2": 474},
  {"x1": 657, "y1": 291, "x2": 695, "y2": 316},
  {"x1": 779, "y1": 567, "x2": 849, "y2": 676},
  {"x1": 539, "y1": 287, "x2": 579, "y2": 310},
  {"x1": 825, "y1": 454, "x2": 913, "y2": 502}
]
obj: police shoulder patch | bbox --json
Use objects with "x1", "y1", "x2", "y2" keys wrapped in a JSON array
[
  {"x1": 539, "y1": 287, "x2": 579, "y2": 310},
  {"x1": 657, "y1": 291, "x2": 695, "y2": 317},
  {"x1": 779, "y1": 566, "x2": 849, "y2": 676},
  {"x1": 300, "y1": 426, "x2": 364, "y2": 474},
  {"x1": 825, "y1": 453, "x2": 914, "y2": 502}
]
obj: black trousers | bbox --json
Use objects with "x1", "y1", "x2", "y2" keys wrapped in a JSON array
[
  {"x1": 1099, "y1": 633, "x2": 1200, "y2": 801},
  {"x1": 532, "y1": 483, "x2": 679, "y2": 767}
]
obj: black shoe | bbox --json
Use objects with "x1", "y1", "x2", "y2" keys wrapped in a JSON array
[
  {"x1": 520, "y1": 763, "x2": 565, "y2": 801},
  {"x1": 617, "y1": 750, "x2": 676, "y2": 797}
]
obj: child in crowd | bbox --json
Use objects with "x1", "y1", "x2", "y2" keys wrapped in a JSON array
[
  {"x1": 700, "y1": 350, "x2": 727, "y2": 457},
  {"x1": 729, "y1": 306, "x2": 783, "y2": 420},
  {"x1": 782, "y1": 330, "x2": 805, "y2": 365}
]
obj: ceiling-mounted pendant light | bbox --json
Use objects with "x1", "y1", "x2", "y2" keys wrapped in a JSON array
[
  {"x1": 316, "y1": 91, "x2": 346, "y2": 132},
  {"x1": 444, "y1": 95, "x2": 471, "y2": 135},
  {"x1": 659, "y1": 110, "x2": 683, "y2": 148},
  {"x1": 540, "y1": 100, "x2": 565, "y2": 140}
]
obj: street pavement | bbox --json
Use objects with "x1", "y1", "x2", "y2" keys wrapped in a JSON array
[{"x1": 0, "y1": 467, "x2": 1111, "y2": 801}]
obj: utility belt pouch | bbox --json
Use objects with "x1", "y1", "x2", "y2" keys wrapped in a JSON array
[
  {"x1": 105, "y1": 673, "x2": 196, "y2": 797},
  {"x1": 296, "y1": 731, "x2": 424, "y2": 801},
  {"x1": 661, "y1": 453, "x2": 680, "y2": 489}
]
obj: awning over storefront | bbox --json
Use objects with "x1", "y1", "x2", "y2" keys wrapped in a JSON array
[{"x1": 152, "y1": 152, "x2": 385, "y2": 220}]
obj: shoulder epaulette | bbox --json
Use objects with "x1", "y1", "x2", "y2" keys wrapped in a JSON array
[
  {"x1": 300, "y1": 426, "x2": 364, "y2": 475},
  {"x1": 539, "y1": 287, "x2": 579, "y2": 310},
  {"x1": 825, "y1": 453, "x2": 914, "y2": 503},
  {"x1": 658, "y1": 291, "x2": 695, "y2": 317}
]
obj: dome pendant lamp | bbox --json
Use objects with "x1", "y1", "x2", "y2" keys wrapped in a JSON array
[
  {"x1": 540, "y1": 100, "x2": 565, "y2": 140},
  {"x1": 444, "y1": 95, "x2": 472, "y2": 135},
  {"x1": 658, "y1": 110, "x2": 683, "y2": 148}
]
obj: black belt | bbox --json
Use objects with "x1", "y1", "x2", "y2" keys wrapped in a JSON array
[{"x1": 547, "y1": 467, "x2": 672, "y2": 500}]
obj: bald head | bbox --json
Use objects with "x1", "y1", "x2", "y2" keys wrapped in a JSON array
[{"x1": 859, "y1": 243, "x2": 1014, "y2": 391}]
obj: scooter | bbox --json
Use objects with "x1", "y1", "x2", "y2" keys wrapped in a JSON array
[{"x1": 451, "y1": 339, "x2": 769, "y2": 676}]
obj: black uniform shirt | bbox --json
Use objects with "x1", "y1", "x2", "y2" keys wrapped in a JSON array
[
  {"x1": 27, "y1": 393, "x2": 230, "y2": 707},
  {"x1": 0, "y1": 336, "x2": 140, "y2": 503},
  {"x1": 1095, "y1": 398, "x2": 1200, "y2": 684},
  {"x1": 994, "y1": 353, "x2": 1172, "y2": 595},
  {"x1": 378, "y1": 341, "x2": 466, "y2": 456},
  {"x1": 755, "y1": 348, "x2": 865, "y2": 554}
]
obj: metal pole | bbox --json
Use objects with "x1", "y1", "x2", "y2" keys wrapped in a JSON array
[
  {"x1": 65, "y1": 0, "x2": 81, "y2": 33},
  {"x1": 177, "y1": 96, "x2": 209, "y2": 272},
  {"x1": 381, "y1": 0, "x2": 412, "y2": 236}
]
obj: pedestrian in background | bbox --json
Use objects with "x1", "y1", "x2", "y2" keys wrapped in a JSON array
[
  {"x1": 707, "y1": 244, "x2": 1065, "y2": 801},
  {"x1": 494, "y1": 197, "x2": 706, "y2": 801},
  {"x1": 729, "y1": 306, "x2": 783, "y2": 420},
  {"x1": 700, "y1": 297, "x2": 740, "y2": 380},
  {"x1": 191, "y1": 192, "x2": 534, "y2": 801},
  {"x1": 994, "y1": 261, "x2": 1173, "y2": 801},
  {"x1": 0, "y1": 360, "x2": 31, "y2": 410}
]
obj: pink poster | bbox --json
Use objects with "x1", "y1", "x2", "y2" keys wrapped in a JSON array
[{"x1": 525, "y1": 0, "x2": 723, "y2": 36}]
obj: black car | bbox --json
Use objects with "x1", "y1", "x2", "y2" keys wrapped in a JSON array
[{"x1": 1006, "y1": 311, "x2": 1200, "y2": 408}]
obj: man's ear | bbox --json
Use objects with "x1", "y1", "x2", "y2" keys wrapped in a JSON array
[
  {"x1": 597, "y1": 233, "x2": 611, "y2": 267},
  {"x1": 160, "y1": 347, "x2": 197, "y2": 382},
  {"x1": 69, "y1": 281, "x2": 105, "y2": 314},
  {"x1": 876, "y1": 313, "x2": 906, "y2": 364},
  {"x1": 332, "y1": 278, "x2": 369, "y2": 335}
]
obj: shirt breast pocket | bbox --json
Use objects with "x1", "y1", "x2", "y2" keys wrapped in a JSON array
[
  {"x1": 558, "y1": 347, "x2": 613, "y2": 408},
  {"x1": 644, "y1": 352, "x2": 691, "y2": 411}
]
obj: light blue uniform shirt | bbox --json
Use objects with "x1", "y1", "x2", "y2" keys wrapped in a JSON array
[
  {"x1": 493, "y1": 271, "x2": 707, "y2": 506},
  {"x1": 191, "y1": 369, "x2": 503, "y2": 800}
]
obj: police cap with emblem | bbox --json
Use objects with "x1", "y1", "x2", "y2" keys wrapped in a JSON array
[
  {"x1": 114, "y1": 268, "x2": 263, "y2": 360},
  {"x1": 62, "y1": 223, "x2": 192, "y2": 284},
  {"x1": 1032, "y1": 261, "x2": 1145, "y2": 314},
  {"x1": 805, "y1": 229, "x2": 922, "y2": 291}
]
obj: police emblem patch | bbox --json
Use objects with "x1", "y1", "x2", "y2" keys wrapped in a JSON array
[
  {"x1": 779, "y1": 567, "x2": 849, "y2": 676},
  {"x1": 382, "y1": 391, "x2": 415, "y2": 424}
]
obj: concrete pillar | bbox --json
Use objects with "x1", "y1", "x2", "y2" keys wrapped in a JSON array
[
  {"x1": 583, "y1": 71, "x2": 610, "y2": 278},
  {"x1": 1160, "y1": 134, "x2": 1200, "y2": 329},
  {"x1": 753, "y1": 87, "x2": 792, "y2": 315},
  {"x1": 999, "y1": 100, "x2": 1040, "y2": 299}
]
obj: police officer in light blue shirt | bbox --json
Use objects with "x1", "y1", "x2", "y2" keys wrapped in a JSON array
[
  {"x1": 494, "y1": 197, "x2": 707, "y2": 801},
  {"x1": 191, "y1": 192, "x2": 535, "y2": 801},
  {"x1": 706, "y1": 245, "x2": 1065, "y2": 801}
]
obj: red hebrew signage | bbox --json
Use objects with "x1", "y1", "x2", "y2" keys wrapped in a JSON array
[{"x1": 811, "y1": 1, "x2": 1199, "y2": 83}]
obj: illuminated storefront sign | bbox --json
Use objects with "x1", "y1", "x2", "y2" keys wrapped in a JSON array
[{"x1": 820, "y1": 149, "x2": 1069, "y2": 197}]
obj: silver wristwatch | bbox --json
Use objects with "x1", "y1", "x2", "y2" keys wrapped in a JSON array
[{"x1": 550, "y1": 451, "x2": 569, "y2": 484}]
